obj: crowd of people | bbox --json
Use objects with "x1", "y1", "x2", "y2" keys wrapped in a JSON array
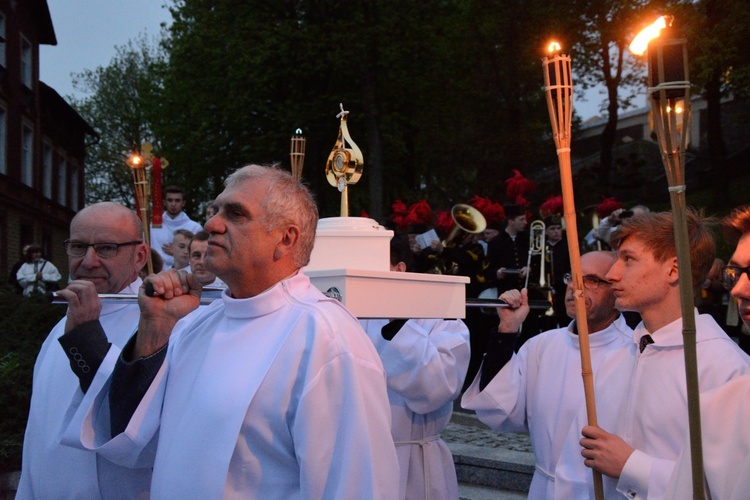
[{"x1": 13, "y1": 163, "x2": 750, "y2": 499}]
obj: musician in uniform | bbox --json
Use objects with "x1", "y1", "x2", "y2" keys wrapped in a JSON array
[{"x1": 544, "y1": 213, "x2": 571, "y2": 329}]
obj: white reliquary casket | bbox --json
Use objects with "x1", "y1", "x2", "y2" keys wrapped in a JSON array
[{"x1": 303, "y1": 217, "x2": 469, "y2": 319}]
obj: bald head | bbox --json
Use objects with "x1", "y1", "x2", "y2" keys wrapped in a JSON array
[
  {"x1": 68, "y1": 202, "x2": 148, "y2": 293},
  {"x1": 565, "y1": 251, "x2": 619, "y2": 333}
]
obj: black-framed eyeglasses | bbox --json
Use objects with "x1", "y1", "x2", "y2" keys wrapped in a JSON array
[
  {"x1": 64, "y1": 240, "x2": 142, "y2": 259},
  {"x1": 722, "y1": 265, "x2": 750, "y2": 290},
  {"x1": 563, "y1": 273, "x2": 611, "y2": 290}
]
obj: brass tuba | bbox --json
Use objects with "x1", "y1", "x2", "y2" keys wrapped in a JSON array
[
  {"x1": 442, "y1": 204, "x2": 487, "y2": 248},
  {"x1": 434, "y1": 204, "x2": 487, "y2": 275}
]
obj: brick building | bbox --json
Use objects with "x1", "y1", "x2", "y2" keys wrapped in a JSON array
[{"x1": 0, "y1": 0, "x2": 96, "y2": 286}]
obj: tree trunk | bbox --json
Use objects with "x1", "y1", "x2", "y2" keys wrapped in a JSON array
[
  {"x1": 598, "y1": 85, "x2": 619, "y2": 191},
  {"x1": 705, "y1": 74, "x2": 729, "y2": 207}
]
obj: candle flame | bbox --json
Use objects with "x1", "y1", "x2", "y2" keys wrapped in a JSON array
[
  {"x1": 547, "y1": 41, "x2": 561, "y2": 54},
  {"x1": 630, "y1": 16, "x2": 670, "y2": 56}
]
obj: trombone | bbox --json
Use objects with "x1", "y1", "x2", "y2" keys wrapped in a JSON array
[{"x1": 525, "y1": 220, "x2": 546, "y2": 289}]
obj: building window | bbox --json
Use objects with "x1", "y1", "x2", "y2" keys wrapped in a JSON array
[
  {"x1": 21, "y1": 125, "x2": 33, "y2": 186},
  {"x1": 0, "y1": 106, "x2": 6, "y2": 175},
  {"x1": 70, "y1": 163, "x2": 79, "y2": 210},
  {"x1": 42, "y1": 142, "x2": 53, "y2": 198},
  {"x1": 21, "y1": 36, "x2": 32, "y2": 88},
  {"x1": 57, "y1": 157, "x2": 67, "y2": 205},
  {"x1": 0, "y1": 14, "x2": 6, "y2": 67}
]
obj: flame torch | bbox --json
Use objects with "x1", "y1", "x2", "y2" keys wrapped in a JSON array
[
  {"x1": 290, "y1": 128, "x2": 306, "y2": 180},
  {"x1": 542, "y1": 41, "x2": 603, "y2": 500},
  {"x1": 631, "y1": 16, "x2": 704, "y2": 498}
]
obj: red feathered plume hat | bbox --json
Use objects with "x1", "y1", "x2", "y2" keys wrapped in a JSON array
[
  {"x1": 505, "y1": 170, "x2": 536, "y2": 208},
  {"x1": 596, "y1": 197, "x2": 623, "y2": 219}
]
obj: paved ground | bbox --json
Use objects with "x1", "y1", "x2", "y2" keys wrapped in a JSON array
[{"x1": 444, "y1": 410, "x2": 534, "y2": 498}]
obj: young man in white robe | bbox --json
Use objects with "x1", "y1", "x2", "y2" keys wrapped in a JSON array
[
  {"x1": 17, "y1": 202, "x2": 151, "y2": 499},
  {"x1": 580, "y1": 210, "x2": 750, "y2": 499},
  {"x1": 59, "y1": 164, "x2": 399, "y2": 499},
  {"x1": 664, "y1": 205, "x2": 750, "y2": 499},
  {"x1": 462, "y1": 250, "x2": 635, "y2": 498},
  {"x1": 149, "y1": 185, "x2": 203, "y2": 269},
  {"x1": 360, "y1": 235, "x2": 471, "y2": 499}
]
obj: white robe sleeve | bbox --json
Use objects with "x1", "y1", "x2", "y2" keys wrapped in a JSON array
[
  {"x1": 16, "y1": 263, "x2": 35, "y2": 287},
  {"x1": 370, "y1": 319, "x2": 470, "y2": 414},
  {"x1": 292, "y1": 351, "x2": 399, "y2": 499},
  {"x1": 41, "y1": 261, "x2": 62, "y2": 283},
  {"x1": 461, "y1": 349, "x2": 529, "y2": 433}
]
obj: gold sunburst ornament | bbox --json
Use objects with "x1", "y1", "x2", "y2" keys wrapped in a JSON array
[{"x1": 325, "y1": 103, "x2": 364, "y2": 216}]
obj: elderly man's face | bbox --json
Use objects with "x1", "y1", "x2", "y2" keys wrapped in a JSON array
[
  {"x1": 204, "y1": 178, "x2": 286, "y2": 297},
  {"x1": 565, "y1": 252, "x2": 618, "y2": 332},
  {"x1": 68, "y1": 207, "x2": 147, "y2": 294},
  {"x1": 729, "y1": 233, "x2": 750, "y2": 328}
]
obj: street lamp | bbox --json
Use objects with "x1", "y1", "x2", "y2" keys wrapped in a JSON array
[{"x1": 631, "y1": 17, "x2": 704, "y2": 499}]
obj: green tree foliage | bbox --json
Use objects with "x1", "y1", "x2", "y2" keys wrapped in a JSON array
[
  {"x1": 564, "y1": 0, "x2": 658, "y2": 190},
  {"x1": 71, "y1": 34, "x2": 168, "y2": 209},
  {"x1": 154, "y1": 0, "x2": 554, "y2": 220},
  {"x1": 0, "y1": 289, "x2": 65, "y2": 472}
]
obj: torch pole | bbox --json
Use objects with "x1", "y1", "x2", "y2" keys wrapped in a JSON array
[
  {"x1": 543, "y1": 48, "x2": 603, "y2": 500},
  {"x1": 649, "y1": 56, "x2": 705, "y2": 498}
]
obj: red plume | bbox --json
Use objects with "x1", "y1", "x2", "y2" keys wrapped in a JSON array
[
  {"x1": 505, "y1": 170, "x2": 536, "y2": 206},
  {"x1": 390, "y1": 199, "x2": 409, "y2": 230},
  {"x1": 404, "y1": 200, "x2": 433, "y2": 227},
  {"x1": 434, "y1": 210, "x2": 455, "y2": 235},
  {"x1": 596, "y1": 197, "x2": 623, "y2": 218},
  {"x1": 540, "y1": 195, "x2": 564, "y2": 218}
]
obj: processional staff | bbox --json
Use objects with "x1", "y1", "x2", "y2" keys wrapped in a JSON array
[
  {"x1": 542, "y1": 41, "x2": 603, "y2": 500},
  {"x1": 126, "y1": 142, "x2": 168, "y2": 275}
]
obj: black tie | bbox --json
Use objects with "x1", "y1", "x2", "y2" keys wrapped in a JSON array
[{"x1": 639, "y1": 334, "x2": 654, "y2": 353}]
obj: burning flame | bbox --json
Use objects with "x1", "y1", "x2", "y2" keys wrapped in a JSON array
[
  {"x1": 630, "y1": 16, "x2": 671, "y2": 55},
  {"x1": 127, "y1": 152, "x2": 143, "y2": 168},
  {"x1": 547, "y1": 41, "x2": 561, "y2": 54}
]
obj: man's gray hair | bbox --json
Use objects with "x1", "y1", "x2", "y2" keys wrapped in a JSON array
[{"x1": 225, "y1": 164, "x2": 318, "y2": 267}]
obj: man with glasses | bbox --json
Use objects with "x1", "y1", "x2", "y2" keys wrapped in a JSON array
[
  {"x1": 665, "y1": 205, "x2": 750, "y2": 498},
  {"x1": 462, "y1": 251, "x2": 634, "y2": 498},
  {"x1": 18, "y1": 202, "x2": 151, "y2": 498},
  {"x1": 579, "y1": 209, "x2": 750, "y2": 499},
  {"x1": 58, "y1": 165, "x2": 398, "y2": 498}
]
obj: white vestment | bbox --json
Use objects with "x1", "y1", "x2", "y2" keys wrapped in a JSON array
[
  {"x1": 62, "y1": 272, "x2": 399, "y2": 499},
  {"x1": 360, "y1": 318, "x2": 470, "y2": 500},
  {"x1": 614, "y1": 311, "x2": 750, "y2": 499},
  {"x1": 17, "y1": 259, "x2": 62, "y2": 296},
  {"x1": 149, "y1": 212, "x2": 202, "y2": 268},
  {"x1": 17, "y1": 279, "x2": 151, "y2": 500},
  {"x1": 461, "y1": 315, "x2": 634, "y2": 499},
  {"x1": 664, "y1": 373, "x2": 750, "y2": 499}
]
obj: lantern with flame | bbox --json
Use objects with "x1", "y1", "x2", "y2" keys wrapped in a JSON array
[
  {"x1": 325, "y1": 104, "x2": 364, "y2": 217},
  {"x1": 631, "y1": 17, "x2": 705, "y2": 498}
]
